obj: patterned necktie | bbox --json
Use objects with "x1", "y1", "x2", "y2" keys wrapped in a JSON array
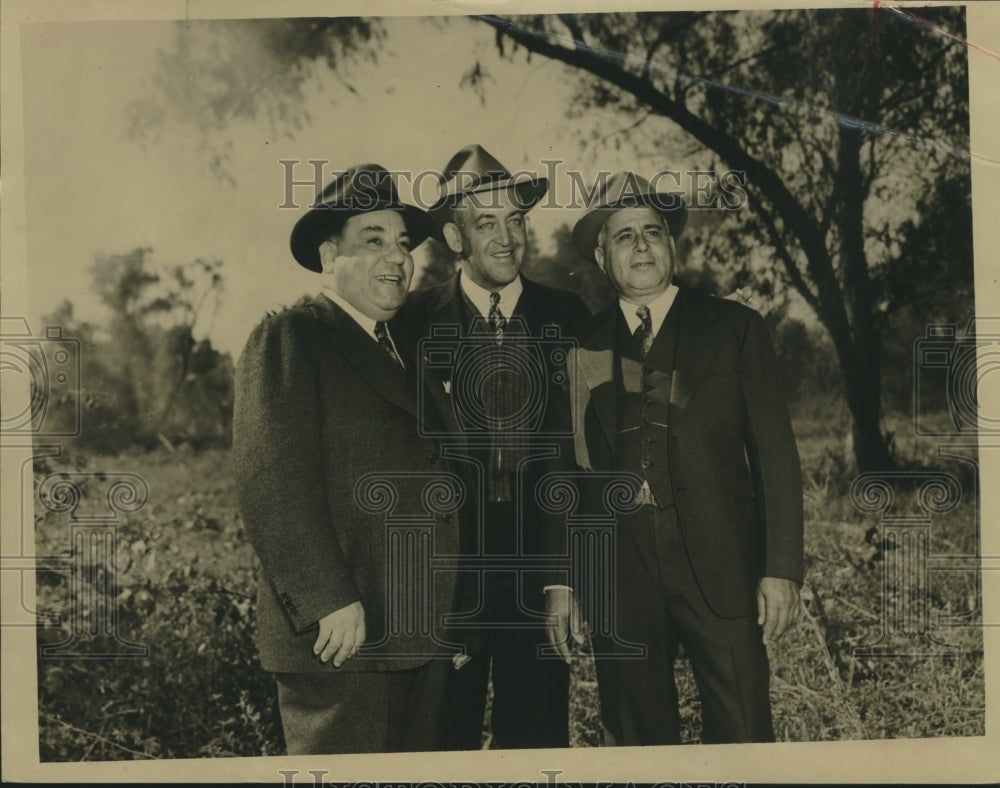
[
  {"x1": 488, "y1": 291, "x2": 507, "y2": 343},
  {"x1": 374, "y1": 321, "x2": 403, "y2": 367},
  {"x1": 634, "y1": 305, "x2": 654, "y2": 356}
]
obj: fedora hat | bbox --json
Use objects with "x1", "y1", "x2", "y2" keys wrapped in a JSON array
[
  {"x1": 571, "y1": 171, "x2": 688, "y2": 263},
  {"x1": 428, "y1": 144, "x2": 548, "y2": 240},
  {"x1": 290, "y1": 163, "x2": 434, "y2": 272}
]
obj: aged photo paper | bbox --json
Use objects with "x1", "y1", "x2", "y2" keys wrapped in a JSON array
[{"x1": 2, "y1": 0, "x2": 998, "y2": 782}]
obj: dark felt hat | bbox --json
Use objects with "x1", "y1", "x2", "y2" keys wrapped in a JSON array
[
  {"x1": 571, "y1": 171, "x2": 688, "y2": 262},
  {"x1": 290, "y1": 163, "x2": 434, "y2": 272},
  {"x1": 428, "y1": 145, "x2": 548, "y2": 240}
]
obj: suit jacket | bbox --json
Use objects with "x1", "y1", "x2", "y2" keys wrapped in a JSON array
[
  {"x1": 232, "y1": 293, "x2": 461, "y2": 673},
  {"x1": 567, "y1": 284, "x2": 803, "y2": 618},
  {"x1": 392, "y1": 273, "x2": 591, "y2": 610}
]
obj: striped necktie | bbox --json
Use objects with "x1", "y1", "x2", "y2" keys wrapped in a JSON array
[
  {"x1": 634, "y1": 305, "x2": 654, "y2": 356},
  {"x1": 374, "y1": 321, "x2": 403, "y2": 367},
  {"x1": 488, "y1": 291, "x2": 507, "y2": 343}
]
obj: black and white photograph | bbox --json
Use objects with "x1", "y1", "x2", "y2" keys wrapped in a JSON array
[{"x1": 1, "y1": 0, "x2": 998, "y2": 782}]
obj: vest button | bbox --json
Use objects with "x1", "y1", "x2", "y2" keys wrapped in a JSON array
[
  {"x1": 644, "y1": 398, "x2": 655, "y2": 406},
  {"x1": 641, "y1": 460, "x2": 651, "y2": 469}
]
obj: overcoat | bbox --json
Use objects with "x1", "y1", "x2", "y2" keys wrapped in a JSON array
[{"x1": 233, "y1": 293, "x2": 462, "y2": 673}]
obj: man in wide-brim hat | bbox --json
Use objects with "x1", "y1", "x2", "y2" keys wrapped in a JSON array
[
  {"x1": 234, "y1": 164, "x2": 463, "y2": 754},
  {"x1": 393, "y1": 144, "x2": 591, "y2": 750},
  {"x1": 558, "y1": 170, "x2": 803, "y2": 746}
]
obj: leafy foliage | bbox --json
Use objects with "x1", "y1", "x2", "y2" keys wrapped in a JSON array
[
  {"x1": 35, "y1": 422, "x2": 984, "y2": 759},
  {"x1": 36, "y1": 449, "x2": 284, "y2": 760},
  {"x1": 471, "y1": 8, "x2": 972, "y2": 471},
  {"x1": 42, "y1": 249, "x2": 233, "y2": 452},
  {"x1": 127, "y1": 18, "x2": 386, "y2": 182}
]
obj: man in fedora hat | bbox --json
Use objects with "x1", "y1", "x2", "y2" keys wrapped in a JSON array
[
  {"x1": 233, "y1": 164, "x2": 464, "y2": 754},
  {"x1": 393, "y1": 144, "x2": 590, "y2": 749},
  {"x1": 559, "y1": 171, "x2": 803, "y2": 745}
]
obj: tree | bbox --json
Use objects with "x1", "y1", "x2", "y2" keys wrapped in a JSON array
[
  {"x1": 135, "y1": 9, "x2": 973, "y2": 470},
  {"x1": 49, "y1": 249, "x2": 232, "y2": 451},
  {"x1": 462, "y1": 8, "x2": 971, "y2": 471}
]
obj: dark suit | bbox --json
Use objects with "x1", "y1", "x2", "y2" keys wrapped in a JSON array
[
  {"x1": 567, "y1": 284, "x2": 803, "y2": 744},
  {"x1": 393, "y1": 273, "x2": 590, "y2": 749},
  {"x1": 232, "y1": 293, "x2": 462, "y2": 753}
]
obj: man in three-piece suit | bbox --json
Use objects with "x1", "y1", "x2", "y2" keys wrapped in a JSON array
[
  {"x1": 232, "y1": 164, "x2": 463, "y2": 754},
  {"x1": 393, "y1": 145, "x2": 591, "y2": 749},
  {"x1": 560, "y1": 172, "x2": 804, "y2": 745}
]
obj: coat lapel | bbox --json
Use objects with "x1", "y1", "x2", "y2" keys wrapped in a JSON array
[
  {"x1": 670, "y1": 286, "x2": 720, "y2": 411},
  {"x1": 309, "y1": 293, "x2": 417, "y2": 418},
  {"x1": 577, "y1": 307, "x2": 619, "y2": 456},
  {"x1": 408, "y1": 275, "x2": 471, "y2": 445}
]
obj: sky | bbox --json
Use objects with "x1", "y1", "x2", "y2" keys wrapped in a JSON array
[{"x1": 20, "y1": 15, "x2": 704, "y2": 358}]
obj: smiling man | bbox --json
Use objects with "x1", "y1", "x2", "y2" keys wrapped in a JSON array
[
  {"x1": 232, "y1": 164, "x2": 462, "y2": 754},
  {"x1": 562, "y1": 171, "x2": 804, "y2": 745},
  {"x1": 393, "y1": 145, "x2": 590, "y2": 749}
]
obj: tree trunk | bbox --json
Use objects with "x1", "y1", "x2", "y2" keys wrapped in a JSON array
[
  {"x1": 476, "y1": 14, "x2": 899, "y2": 471},
  {"x1": 837, "y1": 120, "x2": 895, "y2": 472}
]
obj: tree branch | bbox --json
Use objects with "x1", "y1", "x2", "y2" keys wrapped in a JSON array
[
  {"x1": 750, "y1": 188, "x2": 823, "y2": 317},
  {"x1": 474, "y1": 14, "x2": 850, "y2": 331}
]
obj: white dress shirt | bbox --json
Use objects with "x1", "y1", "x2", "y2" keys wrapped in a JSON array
[
  {"x1": 321, "y1": 288, "x2": 403, "y2": 366},
  {"x1": 459, "y1": 270, "x2": 524, "y2": 318},
  {"x1": 619, "y1": 283, "x2": 679, "y2": 336}
]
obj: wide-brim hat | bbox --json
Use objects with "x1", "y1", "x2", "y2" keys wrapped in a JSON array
[
  {"x1": 571, "y1": 171, "x2": 688, "y2": 263},
  {"x1": 428, "y1": 144, "x2": 548, "y2": 241},
  {"x1": 290, "y1": 163, "x2": 434, "y2": 272}
]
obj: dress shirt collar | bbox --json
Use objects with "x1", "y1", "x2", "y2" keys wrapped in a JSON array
[
  {"x1": 620, "y1": 283, "x2": 679, "y2": 337},
  {"x1": 320, "y1": 288, "x2": 402, "y2": 365},
  {"x1": 459, "y1": 269, "x2": 524, "y2": 318}
]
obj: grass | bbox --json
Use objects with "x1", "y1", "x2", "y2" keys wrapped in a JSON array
[{"x1": 34, "y1": 401, "x2": 985, "y2": 759}]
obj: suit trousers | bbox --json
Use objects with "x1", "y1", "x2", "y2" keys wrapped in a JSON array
[
  {"x1": 439, "y1": 501, "x2": 570, "y2": 749},
  {"x1": 594, "y1": 503, "x2": 774, "y2": 745},
  {"x1": 275, "y1": 657, "x2": 451, "y2": 754}
]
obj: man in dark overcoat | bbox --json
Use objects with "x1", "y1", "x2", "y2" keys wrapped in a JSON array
[
  {"x1": 392, "y1": 145, "x2": 591, "y2": 749},
  {"x1": 233, "y1": 164, "x2": 463, "y2": 754},
  {"x1": 559, "y1": 171, "x2": 804, "y2": 745}
]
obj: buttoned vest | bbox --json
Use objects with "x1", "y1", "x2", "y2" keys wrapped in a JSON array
[{"x1": 615, "y1": 299, "x2": 681, "y2": 507}]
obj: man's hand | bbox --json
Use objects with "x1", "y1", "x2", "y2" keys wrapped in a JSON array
[
  {"x1": 545, "y1": 587, "x2": 585, "y2": 663},
  {"x1": 313, "y1": 601, "x2": 365, "y2": 667},
  {"x1": 756, "y1": 577, "x2": 800, "y2": 646}
]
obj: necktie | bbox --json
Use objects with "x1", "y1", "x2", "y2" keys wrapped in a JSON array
[
  {"x1": 488, "y1": 291, "x2": 507, "y2": 343},
  {"x1": 634, "y1": 305, "x2": 654, "y2": 356},
  {"x1": 374, "y1": 321, "x2": 403, "y2": 367}
]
